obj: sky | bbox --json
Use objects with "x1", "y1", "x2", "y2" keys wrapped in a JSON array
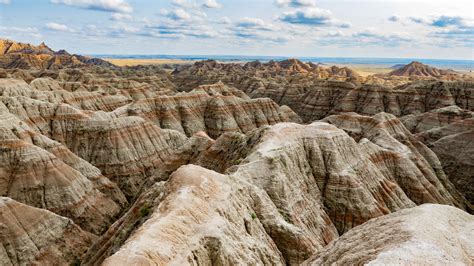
[{"x1": 0, "y1": 0, "x2": 473, "y2": 59}]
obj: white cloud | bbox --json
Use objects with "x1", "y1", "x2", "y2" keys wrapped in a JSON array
[
  {"x1": 410, "y1": 15, "x2": 473, "y2": 28},
  {"x1": 279, "y1": 8, "x2": 350, "y2": 28},
  {"x1": 171, "y1": 0, "x2": 197, "y2": 8},
  {"x1": 46, "y1": 22, "x2": 72, "y2": 32},
  {"x1": 50, "y1": 0, "x2": 132, "y2": 13},
  {"x1": 276, "y1": 0, "x2": 316, "y2": 8},
  {"x1": 236, "y1": 17, "x2": 276, "y2": 31},
  {"x1": 319, "y1": 28, "x2": 413, "y2": 48},
  {"x1": 111, "y1": 13, "x2": 132, "y2": 21},
  {"x1": 0, "y1": 0, "x2": 11, "y2": 4},
  {"x1": 219, "y1": 17, "x2": 231, "y2": 24},
  {"x1": 0, "y1": 26, "x2": 42, "y2": 39},
  {"x1": 145, "y1": 21, "x2": 218, "y2": 39},
  {"x1": 166, "y1": 8, "x2": 191, "y2": 21},
  {"x1": 203, "y1": 0, "x2": 221, "y2": 9}
]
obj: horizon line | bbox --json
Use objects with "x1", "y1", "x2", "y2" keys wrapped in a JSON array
[{"x1": 90, "y1": 54, "x2": 474, "y2": 62}]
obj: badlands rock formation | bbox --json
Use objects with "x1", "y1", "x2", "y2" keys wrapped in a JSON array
[
  {"x1": 0, "y1": 40, "x2": 472, "y2": 265},
  {"x1": 303, "y1": 204, "x2": 474, "y2": 265},
  {"x1": 0, "y1": 39, "x2": 114, "y2": 69},
  {"x1": 172, "y1": 60, "x2": 474, "y2": 122},
  {"x1": 96, "y1": 118, "x2": 470, "y2": 265},
  {"x1": 0, "y1": 197, "x2": 95, "y2": 265},
  {"x1": 401, "y1": 106, "x2": 474, "y2": 208},
  {"x1": 388, "y1": 61, "x2": 459, "y2": 79}
]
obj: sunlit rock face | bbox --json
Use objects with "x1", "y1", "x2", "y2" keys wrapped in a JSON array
[
  {"x1": 0, "y1": 39, "x2": 115, "y2": 69},
  {"x1": 303, "y1": 204, "x2": 474, "y2": 265},
  {"x1": 99, "y1": 118, "x2": 468, "y2": 265},
  {"x1": 0, "y1": 41, "x2": 472, "y2": 265},
  {"x1": 0, "y1": 197, "x2": 96, "y2": 265}
]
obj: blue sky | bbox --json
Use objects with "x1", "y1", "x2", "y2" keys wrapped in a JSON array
[{"x1": 0, "y1": 0, "x2": 473, "y2": 59}]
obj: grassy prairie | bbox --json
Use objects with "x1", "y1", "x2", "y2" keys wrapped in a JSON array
[{"x1": 102, "y1": 58, "x2": 195, "y2": 66}]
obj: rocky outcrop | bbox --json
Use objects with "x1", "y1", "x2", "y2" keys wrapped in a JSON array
[
  {"x1": 119, "y1": 83, "x2": 301, "y2": 138},
  {"x1": 0, "y1": 93, "x2": 187, "y2": 199},
  {"x1": 388, "y1": 61, "x2": 459, "y2": 79},
  {"x1": 1, "y1": 40, "x2": 472, "y2": 265},
  {"x1": 294, "y1": 80, "x2": 474, "y2": 121},
  {"x1": 0, "y1": 111, "x2": 125, "y2": 234},
  {"x1": 322, "y1": 112, "x2": 467, "y2": 209},
  {"x1": 97, "y1": 116, "x2": 467, "y2": 265},
  {"x1": 401, "y1": 105, "x2": 473, "y2": 134},
  {"x1": 0, "y1": 39, "x2": 115, "y2": 69},
  {"x1": 303, "y1": 204, "x2": 473, "y2": 265},
  {"x1": 429, "y1": 131, "x2": 474, "y2": 208},
  {"x1": 400, "y1": 106, "x2": 474, "y2": 208},
  {"x1": 172, "y1": 59, "x2": 362, "y2": 92},
  {"x1": 0, "y1": 78, "x2": 131, "y2": 112},
  {"x1": 173, "y1": 60, "x2": 474, "y2": 122},
  {"x1": 103, "y1": 164, "x2": 334, "y2": 265},
  {"x1": 0, "y1": 197, "x2": 96, "y2": 265}
]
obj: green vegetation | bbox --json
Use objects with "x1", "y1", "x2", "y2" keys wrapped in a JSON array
[
  {"x1": 70, "y1": 259, "x2": 81, "y2": 266},
  {"x1": 140, "y1": 205, "x2": 152, "y2": 217},
  {"x1": 279, "y1": 210, "x2": 292, "y2": 224}
]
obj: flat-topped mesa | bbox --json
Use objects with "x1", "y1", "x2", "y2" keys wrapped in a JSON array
[
  {"x1": 303, "y1": 204, "x2": 474, "y2": 265},
  {"x1": 0, "y1": 197, "x2": 96, "y2": 265},
  {"x1": 0, "y1": 39, "x2": 115, "y2": 69},
  {"x1": 388, "y1": 61, "x2": 459, "y2": 79}
]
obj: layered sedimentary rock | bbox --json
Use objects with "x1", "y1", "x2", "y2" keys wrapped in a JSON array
[
  {"x1": 303, "y1": 204, "x2": 474, "y2": 265},
  {"x1": 0, "y1": 39, "x2": 115, "y2": 69},
  {"x1": 322, "y1": 112, "x2": 466, "y2": 208},
  {"x1": 118, "y1": 82, "x2": 301, "y2": 138},
  {"x1": 388, "y1": 61, "x2": 459, "y2": 79},
  {"x1": 96, "y1": 116, "x2": 467, "y2": 265},
  {"x1": 429, "y1": 131, "x2": 474, "y2": 208},
  {"x1": 1, "y1": 40, "x2": 473, "y2": 265},
  {"x1": 292, "y1": 80, "x2": 474, "y2": 121},
  {"x1": 103, "y1": 164, "x2": 336, "y2": 265},
  {"x1": 401, "y1": 105, "x2": 473, "y2": 134},
  {"x1": 172, "y1": 60, "x2": 474, "y2": 122},
  {"x1": 0, "y1": 111, "x2": 125, "y2": 234},
  {"x1": 0, "y1": 197, "x2": 96, "y2": 265},
  {"x1": 172, "y1": 59, "x2": 362, "y2": 91},
  {"x1": 0, "y1": 93, "x2": 187, "y2": 199},
  {"x1": 0, "y1": 78, "x2": 131, "y2": 112},
  {"x1": 400, "y1": 106, "x2": 474, "y2": 207}
]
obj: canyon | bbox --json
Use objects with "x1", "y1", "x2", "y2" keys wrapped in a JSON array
[{"x1": 0, "y1": 40, "x2": 472, "y2": 265}]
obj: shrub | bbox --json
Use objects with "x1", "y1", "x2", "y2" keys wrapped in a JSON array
[
  {"x1": 250, "y1": 213, "x2": 257, "y2": 220},
  {"x1": 140, "y1": 205, "x2": 152, "y2": 217}
]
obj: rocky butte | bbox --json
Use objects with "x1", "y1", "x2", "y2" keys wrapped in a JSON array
[{"x1": 0, "y1": 39, "x2": 472, "y2": 265}]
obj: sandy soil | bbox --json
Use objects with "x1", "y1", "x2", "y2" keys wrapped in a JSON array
[
  {"x1": 103, "y1": 58, "x2": 195, "y2": 66},
  {"x1": 333, "y1": 64, "x2": 393, "y2": 77}
]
